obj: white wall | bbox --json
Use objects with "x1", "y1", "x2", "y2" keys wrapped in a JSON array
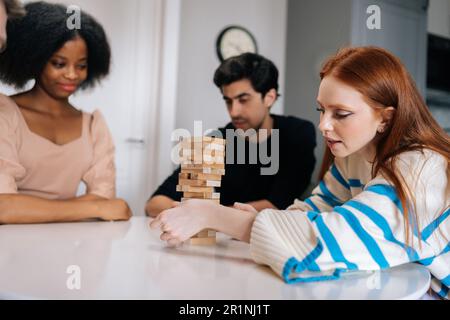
[
  {"x1": 284, "y1": 0, "x2": 353, "y2": 184},
  {"x1": 428, "y1": 0, "x2": 450, "y2": 37},
  {"x1": 173, "y1": 0, "x2": 287, "y2": 136}
]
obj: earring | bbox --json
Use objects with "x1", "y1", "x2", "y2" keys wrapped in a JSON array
[{"x1": 377, "y1": 126, "x2": 385, "y2": 134}]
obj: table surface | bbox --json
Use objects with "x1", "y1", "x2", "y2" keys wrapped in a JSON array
[{"x1": 0, "y1": 217, "x2": 430, "y2": 300}]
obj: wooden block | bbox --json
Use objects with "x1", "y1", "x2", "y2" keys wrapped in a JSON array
[
  {"x1": 179, "y1": 172, "x2": 223, "y2": 181},
  {"x1": 195, "y1": 230, "x2": 209, "y2": 238},
  {"x1": 182, "y1": 137, "x2": 225, "y2": 145},
  {"x1": 180, "y1": 168, "x2": 225, "y2": 175},
  {"x1": 181, "y1": 148, "x2": 224, "y2": 157},
  {"x1": 182, "y1": 163, "x2": 225, "y2": 170},
  {"x1": 181, "y1": 198, "x2": 220, "y2": 204},
  {"x1": 203, "y1": 155, "x2": 225, "y2": 164},
  {"x1": 183, "y1": 192, "x2": 220, "y2": 199},
  {"x1": 203, "y1": 168, "x2": 225, "y2": 175},
  {"x1": 209, "y1": 150, "x2": 225, "y2": 157},
  {"x1": 176, "y1": 185, "x2": 215, "y2": 193},
  {"x1": 207, "y1": 230, "x2": 216, "y2": 237},
  {"x1": 189, "y1": 237, "x2": 216, "y2": 246},
  {"x1": 180, "y1": 141, "x2": 225, "y2": 152},
  {"x1": 178, "y1": 179, "x2": 221, "y2": 187},
  {"x1": 179, "y1": 158, "x2": 203, "y2": 165},
  {"x1": 179, "y1": 154, "x2": 224, "y2": 164},
  {"x1": 202, "y1": 143, "x2": 226, "y2": 152},
  {"x1": 179, "y1": 151, "x2": 200, "y2": 159},
  {"x1": 182, "y1": 136, "x2": 213, "y2": 143}
]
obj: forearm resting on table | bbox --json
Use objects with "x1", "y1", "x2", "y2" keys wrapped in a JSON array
[
  {"x1": 0, "y1": 194, "x2": 104, "y2": 224},
  {"x1": 209, "y1": 205, "x2": 257, "y2": 243},
  {"x1": 146, "y1": 195, "x2": 174, "y2": 218}
]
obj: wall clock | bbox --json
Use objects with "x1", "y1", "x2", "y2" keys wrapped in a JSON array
[{"x1": 216, "y1": 26, "x2": 258, "y2": 62}]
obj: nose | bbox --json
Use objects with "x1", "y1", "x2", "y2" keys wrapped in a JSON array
[
  {"x1": 318, "y1": 113, "x2": 334, "y2": 135},
  {"x1": 64, "y1": 66, "x2": 79, "y2": 80},
  {"x1": 228, "y1": 101, "x2": 242, "y2": 118}
]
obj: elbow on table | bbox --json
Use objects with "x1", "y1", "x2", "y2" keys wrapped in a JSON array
[{"x1": 0, "y1": 194, "x2": 14, "y2": 224}]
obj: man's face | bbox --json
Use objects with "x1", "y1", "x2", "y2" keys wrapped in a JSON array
[
  {"x1": 222, "y1": 79, "x2": 273, "y2": 131},
  {"x1": 0, "y1": 0, "x2": 7, "y2": 52}
]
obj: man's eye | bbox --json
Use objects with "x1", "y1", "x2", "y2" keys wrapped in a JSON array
[
  {"x1": 316, "y1": 107, "x2": 324, "y2": 113},
  {"x1": 239, "y1": 99, "x2": 248, "y2": 104}
]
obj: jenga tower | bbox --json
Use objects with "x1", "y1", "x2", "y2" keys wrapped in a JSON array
[{"x1": 177, "y1": 136, "x2": 226, "y2": 245}]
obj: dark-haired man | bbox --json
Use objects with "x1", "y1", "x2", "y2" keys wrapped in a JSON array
[
  {"x1": 146, "y1": 53, "x2": 316, "y2": 216},
  {"x1": 0, "y1": 0, "x2": 25, "y2": 52}
]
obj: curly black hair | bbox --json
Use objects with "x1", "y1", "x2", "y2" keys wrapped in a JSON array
[
  {"x1": 213, "y1": 53, "x2": 280, "y2": 98},
  {"x1": 0, "y1": 1, "x2": 111, "y2": 89}
]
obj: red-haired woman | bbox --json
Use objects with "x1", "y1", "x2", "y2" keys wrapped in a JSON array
[{"x1": 151, "y1": 47, "x2": 450, "y2": 299}]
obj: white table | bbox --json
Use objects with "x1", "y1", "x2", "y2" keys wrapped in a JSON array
[{"x1": 0, "y1": 217, "x2": 430, "y2": 300}]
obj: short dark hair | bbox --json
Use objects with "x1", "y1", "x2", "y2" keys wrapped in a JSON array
[
  {"x1": 0, "y1": 1, "x2": 110, "y2": 89},
  {"x1": 4, "y1": 0, "x2": 25, "y2": 20},
  {"x1": 213, "y1": 53, "x2": 280, "y2": 98}
]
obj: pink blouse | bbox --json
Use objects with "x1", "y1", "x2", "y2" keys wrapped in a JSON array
[{"x1": 0, "y1": 94, "x2": 116, "y2": 200}]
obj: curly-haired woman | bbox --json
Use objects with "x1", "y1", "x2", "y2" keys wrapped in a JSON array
[{"x1": 0, "y1": 1, "x2": 131, "y2": 224}]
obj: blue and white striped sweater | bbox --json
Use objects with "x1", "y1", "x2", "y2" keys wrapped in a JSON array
[{"x1": 250, "y1": 149, "x2": 449, "y2": 299}]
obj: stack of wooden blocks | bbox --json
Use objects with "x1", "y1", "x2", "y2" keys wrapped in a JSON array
[{"x1": 177, "y1": 136, "x2": 226, "y2": 245}]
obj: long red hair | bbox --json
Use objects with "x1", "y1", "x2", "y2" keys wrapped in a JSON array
[{"x1": 318, "y1": 47, "x2": 450, "y2": 245}]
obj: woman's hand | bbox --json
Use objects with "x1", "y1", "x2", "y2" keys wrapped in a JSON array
[
  {"x1": 150, "y1": 199, "x2": 220, "y2": 246},
  {"x1": 233, "y1": 202, "x2": 258, "y2": 214},
  {"x1": 98, "y1": 199, "x2": 132, "y2": 221}
]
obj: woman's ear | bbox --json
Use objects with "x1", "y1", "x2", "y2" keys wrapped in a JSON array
[{"x1": 378, "y1": 106, "x2": 395, "y2": 133}]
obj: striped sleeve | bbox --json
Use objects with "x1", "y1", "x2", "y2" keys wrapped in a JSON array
[
  {"x1": 293, "y1": 161, "x2": 352, "y2": 213},
  {"x1": 251, "y1": 185, "x2": 447, "y2": 287},
  {"x1": 250, "y1": 151, "x2": 449, "y2": 298}
]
